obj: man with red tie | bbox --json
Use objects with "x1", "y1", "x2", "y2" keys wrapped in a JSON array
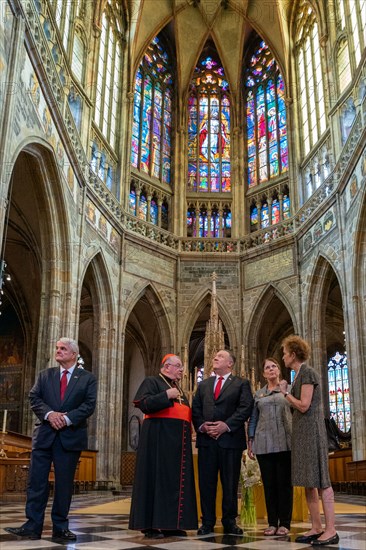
[
  {"x1": 5, "y1": 338, "x2": 97, "y2": 543},
  {"x1": 192, "y1": 349, "x2": 253, "y2": 536}
]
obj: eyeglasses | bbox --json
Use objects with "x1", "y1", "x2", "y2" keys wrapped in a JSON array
[{"x1": 166, "y1": 363, "x2": 184, "y2": 370}]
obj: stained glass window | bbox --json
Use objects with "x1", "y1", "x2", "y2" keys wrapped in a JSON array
[
  {"x1": 187, "y1": 207, "x2": 196, "y2": 236},
  {"x1": 150, "y1": 199, "x2": 158, "y2": 225},
  {"x1": 283, "y1": 195, "x2": 291, "y2": 219},
  {"x1": 138, "y1": 193, "x2": 147, "y2": 221},
  {"x1": 188, "y1": 50, "x2": 231, "y2": 192},
  {"x1": 129, "y1": 187, "x2": 136, "y2": 215},
  {"x1": 131, "y1": 36, "x2": 173, "y2": 185},
  {"x1": 244, "y1": 39, "x2": 288, "y2": 188},
  {"x1": 223, "y1": 209, "x2": 232, "y2": 237},
  {"x1": 272, "y1": 198, "x2": 280, "y2": 224},
  {"x1": 328, "y1": 351, "x2": 350, "y2": 432},
  {"x1": 261, "y1": 203, "x2": 270, "y2": 228},
  {"x1": 250, "y1": 205, "x2": 258, "y2": 228}
]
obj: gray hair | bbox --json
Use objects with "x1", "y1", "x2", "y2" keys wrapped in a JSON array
[{"x1": 58, "y1": 337, "x2": 79, "y2": 355}]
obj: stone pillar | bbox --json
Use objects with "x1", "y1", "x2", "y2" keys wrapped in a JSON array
[
  {"x1": 157, "y1": 198, "x2": 162, "y2": 227},
  {"x1": 146, "y1": 193, "x2": 152, "y2": 223},
  {"x1": 195, "y1": 206, "x2": 200, "y2": 237}
]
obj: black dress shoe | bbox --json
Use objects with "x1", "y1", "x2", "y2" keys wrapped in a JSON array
[
  {"x1": 4, "y1": 527, "x2": 41, "y2": 540},
  {"x1": 52, "y1": 529, "x2": 77, "y2": 541},
  {"x1": 311, "y1": 533, "x2": 339, "y2": 546},
  {"x1": 162, "y1": 529, "x2": 187, "y2": 536},
  {"x1": 223, "y1": 524, "x2": 243, "y2": 535},
  {"x1": 197, "y1": 525, "x2": 214, "y2": 535},
  {"x1": 143, "y1": 529, "x2": 164, "y2": 539},
  {"x1": 295, "y1": 532, "x2": 324, "y2": 543}
]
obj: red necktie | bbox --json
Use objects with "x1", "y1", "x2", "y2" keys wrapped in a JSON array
[
  {"x1": 214, "y1": 376, "x2": 224, "y2": 400},
  {"x1": 60, "y1": 370, "x2": 68, "y2": 400}
]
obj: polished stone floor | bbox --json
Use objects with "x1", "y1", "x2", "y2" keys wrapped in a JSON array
[{"x1": 0, "y1": 492, "x2": 365, "y2": 549}]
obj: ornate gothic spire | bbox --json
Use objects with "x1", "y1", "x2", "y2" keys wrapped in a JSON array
[{"x1": 204, "y1": 272, "x2": 225, "y2": 377}]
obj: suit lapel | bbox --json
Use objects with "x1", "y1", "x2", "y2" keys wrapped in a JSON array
[
  {"x1": 218, "y1": 374, "x2": 234, "y2": 398},
  {"x1": 51, "y1": 367, "x2": 62, "y2": 404},
  {"x1": 63, "y1": 368, "x2": 83, "y2": 403}
]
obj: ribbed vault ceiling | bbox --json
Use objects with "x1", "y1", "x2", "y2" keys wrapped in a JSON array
[{"x1": 130, "y1": 0, "x2": 292, "y2": 95}]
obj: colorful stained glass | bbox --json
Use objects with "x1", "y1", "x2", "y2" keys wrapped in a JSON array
[
  {"x1": 138, "y1": 194, "x2": 147, "y2": 220},
  {"x1": 187, "y1": 208, "x2": 196, "y2": 236},
  {"x1": 211, "y1": 210, "x2": 220, "y2": 237},
  {"x1": 150, "y1": 199, "x2": 158, "y2": 224},
  {"x1": 129, "y1": 187, "x2": 136, "y2": 215},
  {"x1": 328, "y1": 351, "x2": 350, "y2": 432},
  {"x1": 187, "y1": 48, "x2": 231, "y2": 193},
  {"x1": 272, "y1": 199, "x2": 280, "y2": 224},
  {"x1": 283, "y1": 195, "x2": 290, "y2": 219},
  {"x1": 199, "y1": 210, "x2": 208, "y2": 237},
  {"x1": 261, "y1": 203, "x2": 270, "y2": 228},
  {"x1": 223, "y1": 210, "x2": 232, "y2": 237},
  {"x1": 131, "y1": 35, "x2": 172, "y2": 184},
  {"x1": 250, "y1": 205, "x2": 258, "y2": 227},
  {"x1": 244, "y1": 39, "x2": 288, "y2": 188}
]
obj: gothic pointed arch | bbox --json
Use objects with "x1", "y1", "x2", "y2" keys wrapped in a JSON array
[
  {"x1": 181, "y1": 288, "x2": 237, "y2": 377},
  {"x1": 123, "y1": 282, "x2": 174, "y2": 369},
  {"x1": 122, "y1": 283, "x2": 173, "y2": 454},
  {"x1": 246, "y1": 284, "x2": 297, "y2": 383},
  {"x1": 78, "y1": 251, "x2": 115, "y2": 457},
  {"x1": 306, "y1": 255, "x2": 349, "y2": 430},
  {"x1": 2, "y1": 143, "x2": 73, "y2": 432}
]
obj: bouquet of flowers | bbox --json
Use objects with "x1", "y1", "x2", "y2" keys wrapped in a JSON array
[{"x1": 240, "y1": 450, "x2": 261, "y2": 528}]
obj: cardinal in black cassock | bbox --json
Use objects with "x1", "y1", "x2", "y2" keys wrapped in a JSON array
[{"x1": 128, "y1": 354, "x2": 198, "y2": 539}]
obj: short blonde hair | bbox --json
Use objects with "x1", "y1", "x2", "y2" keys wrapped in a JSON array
[{"x1": 281, "y1": 335, "x2": 310, "y2": 362}]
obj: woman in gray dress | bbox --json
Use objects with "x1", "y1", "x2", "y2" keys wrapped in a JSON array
[
  {"x1": 280, "y1": 335, "x2": 338, "y2": 546},
  {"x1": 248, "y1": 357, "x2": 293, "y2": 536}
]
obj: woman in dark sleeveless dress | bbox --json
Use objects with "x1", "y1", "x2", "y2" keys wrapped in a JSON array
[{"x1": 279, "y1": 335, "x2": 339, "y2": 546}]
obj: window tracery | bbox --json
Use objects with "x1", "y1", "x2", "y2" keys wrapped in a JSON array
[
  {"x1": 187, "y1": 50, "x2": 231, "y2": 193},
  {"x1": 244, "y1": 39, "x2": 288, "y2": 188},
  {"x1": 328, "y1": 351, "x2": 351, "y2": 433},
  {"x1": 334, "y1": 1, "x2": 365, "y2": 93},
  {"x1": 249, "y1": 185, "x2": 290, "y2": 232},
  {"x1": 131, "y1": 35, "x2": 173, "y2": 185},
  {"x1": 295, "y1": 1, "x2": 326, "y2": 157},
  {"x1": 129, "y1": 182, "x2": 169, "y2": 229},
  {"x1": 94, "y1": 4, "x2": 122, "y2": 150},
  {"x1": 186, "y1": 203, "x2": 231, "y2": 238}
]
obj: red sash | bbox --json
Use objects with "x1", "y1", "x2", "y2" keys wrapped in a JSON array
[{"x1": 144, "y1": 402, "x2": 192, "y2": 422}]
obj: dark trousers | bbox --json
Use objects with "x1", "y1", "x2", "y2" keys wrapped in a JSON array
[
  {"x1": 257, "y1": 451, "x2": 293, "y2": 529},
  {"x1": 198, "y1": 444, "x2": 242, "y2": 527},
  {"x1": 24, "y1": 435, "x2": 80, "y2": 534}
]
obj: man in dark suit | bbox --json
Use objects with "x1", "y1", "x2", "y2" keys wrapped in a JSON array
[
  {"x1": 5, "y1": 337, "x2": 97, "y2": 542},
  {"x1": 192, "y1": 349, "x2": 253, "y2": 536}
]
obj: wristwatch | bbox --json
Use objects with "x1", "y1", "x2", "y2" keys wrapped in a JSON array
[{"x1": 284, "y1": 391, "x2": 289, "y2": 397}]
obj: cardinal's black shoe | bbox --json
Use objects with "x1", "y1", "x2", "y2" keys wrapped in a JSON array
[
  {"x1": 4, "y1": 527, "x2": 41, "y2": 540},
  {"x1": 52, "y1": 529, "x2": 77, "y2": 542},
  {"x1": 143, "y1": 529, "x2": 165, "y2": 539}
]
